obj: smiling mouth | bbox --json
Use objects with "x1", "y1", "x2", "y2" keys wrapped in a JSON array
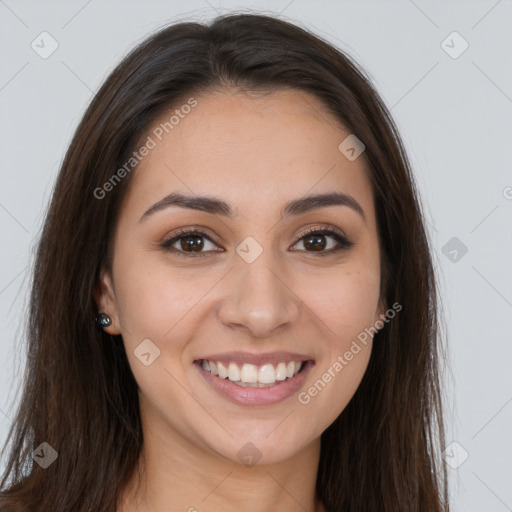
[{"x1": 195, "y1": 359, "x2": 311, "y2": 387}]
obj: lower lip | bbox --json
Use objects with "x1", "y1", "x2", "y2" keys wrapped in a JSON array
[{"x1": 195, "y1": 360, "x2": 314, "y2": 406}]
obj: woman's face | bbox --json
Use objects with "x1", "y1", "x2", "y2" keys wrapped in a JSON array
[{"x1": 97, "y1": 88, "x2": 386, "y2": 465}]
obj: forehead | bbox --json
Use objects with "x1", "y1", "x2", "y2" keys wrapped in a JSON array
[{"x1": 120, "y1": 88, "x2": 375, "y2": 224}]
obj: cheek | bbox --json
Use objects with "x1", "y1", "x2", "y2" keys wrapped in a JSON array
[
  {"x1": 292, "y1": 259, "x2": 379, "y2": 424},
  {"x1": 297, "y1": 342, "x2": 372, "y2": 438},
  {"x1": 112, "y1": 253, "x2": 207, "y2": 416},
  {"x1": 113, "y1": 250, "x2": 212, "y2": 344},
  {"x1": 298, "y1": 261, "x2": 381, "y2": 341}
]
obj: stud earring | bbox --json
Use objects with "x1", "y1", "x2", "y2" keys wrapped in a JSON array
[{"x1": 95, "y1": 313, "x2": 112, "y2": 329}]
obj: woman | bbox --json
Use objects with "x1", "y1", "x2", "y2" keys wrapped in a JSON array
[{"x1": 0, "y1": 13, "x2": 449, "y2": 512}]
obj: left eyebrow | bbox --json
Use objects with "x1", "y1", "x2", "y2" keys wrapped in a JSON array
[{"x1": 139, "y1": 191, "x2": 366, "y2": 224}]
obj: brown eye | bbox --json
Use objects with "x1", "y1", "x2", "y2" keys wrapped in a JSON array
[
  {"x1": 160, "y1": 226, "x2": 354, "y2": 258},
  {"x1": 291, "y1": 228, "x2": 354, "y2": 255},
  {"x1": 160, "y1": 230, "x2": 221, "y2": 257},
  {"x1": 178, "y1": 234, "x2": 204, "y2": 252},
  {"x1": 303, "y1": 233, "x2": 328, "y2": 251}
]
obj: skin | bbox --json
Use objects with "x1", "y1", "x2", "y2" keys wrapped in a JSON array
[{"x1": 95, "y1": 88, "x2": 386, "y2": 512}]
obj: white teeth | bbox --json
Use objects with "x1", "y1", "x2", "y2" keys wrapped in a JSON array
[
  {"x1": 240, "y1": 363, "x2": 258, "y2": 383},
  {"x1": 258, "y1": 364, "x2": 275, "y2": 384},
  {"x1": 227, "y1": 362, "x2": 240, "y2": 381},
  {"x1": 275, "y1": 362, "x2": 287, "y2": 381},
  {"x1": 217, "y1": 361, "x2": 228, "y2": 379},
  {"x1": 234, "y1": 381, "x2": 275, "y2": 388},
  {"x1": 201, "y1": 359, "x2": 305, "y2": 385}
]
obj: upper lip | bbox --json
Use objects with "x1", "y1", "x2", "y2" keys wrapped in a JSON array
[{"x1": 195, "y1": 351, "x2": 313, "y2": 366}]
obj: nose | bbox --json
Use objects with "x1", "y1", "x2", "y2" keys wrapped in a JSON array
[{"x1": 217, "y1": 252, "x2": 300, "y2": 338}]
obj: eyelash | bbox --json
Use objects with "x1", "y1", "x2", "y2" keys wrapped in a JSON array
[{"x1": 159, "y1": 225, "x2": 354, "y2": 258}]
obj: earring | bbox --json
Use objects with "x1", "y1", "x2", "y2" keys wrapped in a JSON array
[{"x1": 96, "y1": 313, "x2": 112, "y2": 329}]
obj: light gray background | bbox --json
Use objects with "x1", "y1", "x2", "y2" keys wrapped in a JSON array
[{"x1": 1, "y1": 1, "x2": 511, "y2": 510}]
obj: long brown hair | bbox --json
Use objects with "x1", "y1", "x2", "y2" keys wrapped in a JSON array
[{"x1": 0, "y1": 13, "x2": 449, "y2": 511}]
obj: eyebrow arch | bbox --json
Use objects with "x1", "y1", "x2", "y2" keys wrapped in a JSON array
[{"x1": 139, "y1": 191, "x2": 366, "y2": 223}]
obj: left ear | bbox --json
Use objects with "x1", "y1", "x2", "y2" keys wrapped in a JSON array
[{"x1": 93, "y1": 266, "x2": 122, "y2": 335}]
